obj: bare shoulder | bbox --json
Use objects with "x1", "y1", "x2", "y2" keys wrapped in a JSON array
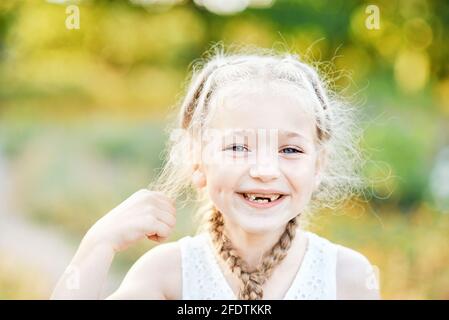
[
  {"x1": 335, "y1": 244, "x2": 381, "y2": 300},
  {"x1": 106, "y1": 240, "x2": 182, "y2": 300}
]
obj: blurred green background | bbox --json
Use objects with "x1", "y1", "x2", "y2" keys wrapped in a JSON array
[{"x1": 0, "y1": 0, "x2": 448, "y2": 299}]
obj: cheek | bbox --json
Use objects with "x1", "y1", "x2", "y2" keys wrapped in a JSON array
[
  {"x1": 282, "y1": 158, "x2": 317, "y2": 192},
  {"x1": 204, "y1": 163, "x2": 245, "y2": 194}
]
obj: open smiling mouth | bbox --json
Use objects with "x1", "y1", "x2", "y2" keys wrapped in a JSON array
[{"x1": 237, "y1": 192, "x2": 286, "y2": 208}]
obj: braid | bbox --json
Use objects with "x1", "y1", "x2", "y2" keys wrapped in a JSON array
[
  {"x1": 288, "y1": 59, "x2": 332, "y2": 141},
  {"x1": 180, "y1": 58, "x2": 232, "y2": 130},
  {"x1": 208, "y1": 208, "x2": 299, "y2": 300},
  {"x1": 181, "y1": 63, "x2": 218, "y2": 129},
  {"x1": 180, "y1": 56, "x2": 256, "y2": 130},
  {"x1": 273, "y1": 56, "x2": 331, "y2": 141}
]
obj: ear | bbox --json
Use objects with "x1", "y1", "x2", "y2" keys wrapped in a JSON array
[
  {"x1": 314, "y1": 147, "x2": 327, "y2": 190},
  {"x1": 191, "y1": 165, "x2": 207, "y2": 189}
]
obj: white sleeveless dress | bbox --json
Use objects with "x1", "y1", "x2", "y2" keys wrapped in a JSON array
[{"x1": 178, "y1": 231, "x2": 338, "y2": 300}]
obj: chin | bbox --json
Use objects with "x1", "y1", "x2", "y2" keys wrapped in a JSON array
[{"x1": 233, "y1": 214, "x2": 288, "y2": 234}]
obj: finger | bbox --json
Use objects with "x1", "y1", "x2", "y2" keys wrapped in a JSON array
[
  {"x1": 137, "y1": 192, "x2": 176, "y2": 216},
  {"x1": 144, "y1": 218, "x2": 171, "y2": 239},
  {"x1": 128, "y1": 191, "x2": 176, "y2": 218},
  {"x1": 151, "y1": 209, "x2": 177, "y2": 228},
  {"x1": 150, "y1": 191, "x2": 175, "y2": 204},
  {"x1": 146, "y1": 193, "x2": 176, "y2": 215},
  {"x1": 150, "y1": 202, "x2": 176, "y2": 218}
]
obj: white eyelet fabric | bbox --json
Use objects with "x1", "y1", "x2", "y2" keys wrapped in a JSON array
[{"x1": 178, "y1": 230, "x2": 337, "y2": 300}]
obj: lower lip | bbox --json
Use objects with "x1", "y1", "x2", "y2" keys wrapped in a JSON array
[{"x1": 237, "y1": 193, "x2": 286, "y2": 209}]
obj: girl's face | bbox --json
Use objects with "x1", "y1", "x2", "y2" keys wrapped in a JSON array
[{"x1": 198, "y1": 82, "x2": 325, "y2": 234}]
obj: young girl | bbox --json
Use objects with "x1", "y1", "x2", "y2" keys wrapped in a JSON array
[{"x1": 51, "y1": 47, "x2": 380, "y2": 300}]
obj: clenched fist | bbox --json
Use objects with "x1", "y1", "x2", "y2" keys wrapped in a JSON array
[{"x1": 83, "y1": 189, "x2": 176, "y2": 253}]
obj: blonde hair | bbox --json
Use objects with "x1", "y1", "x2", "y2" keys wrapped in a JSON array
[{"x1": 151, "y1": 45, "x2": 364, "y2": 299}]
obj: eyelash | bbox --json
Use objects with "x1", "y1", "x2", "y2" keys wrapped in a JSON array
[{"x1": 224, "y1": 144, "x2": 304, "y2": 154}]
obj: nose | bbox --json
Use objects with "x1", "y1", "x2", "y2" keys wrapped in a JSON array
[
  {"x1": 250, "y1": 165, "x2": 280, "y2": 182},
  {"x1": 249, "y1": 162, "x2": 281, "y2": 182},
  {"x1": 249, "y1": 129, "x2": 280, "y2": 182}
]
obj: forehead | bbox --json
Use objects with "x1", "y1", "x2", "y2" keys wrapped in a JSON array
[{"x1": 208, "y1": 81, "x2": 318, "y2": 139}]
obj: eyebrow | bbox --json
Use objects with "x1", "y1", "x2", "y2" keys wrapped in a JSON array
[{"x1": 228, "y1": 129, "x2": 310, "y2": 141}]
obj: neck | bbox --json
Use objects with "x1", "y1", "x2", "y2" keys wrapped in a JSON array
[{"x1": 221, "y1": 216, "x2": 299, "y2": 271}]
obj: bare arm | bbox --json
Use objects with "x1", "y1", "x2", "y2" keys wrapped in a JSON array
[
  {"x1": 50, "y1": 237, "x2": 115, "y2": 300},
  {"x1": 50, "y1": 189, "x2": 177, "y2": 300},
  {"x1": 336, "y1": 245, "x2": 381, "y2": 300},
  {"x1": 106, "y1": 241, "x2": 181, "y2": 300}
]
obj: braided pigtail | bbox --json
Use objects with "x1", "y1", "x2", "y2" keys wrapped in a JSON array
[
  {"x1": 208, "y1": 208, "x2": 299, "y2": 300},
  {"x1": 180, "y1": 61, "x2": 221, "y2": 129}
]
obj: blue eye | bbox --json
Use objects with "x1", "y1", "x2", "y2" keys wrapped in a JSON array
[
  {"x1": 280, "y1": 147, "x2": 303, "y2": 154},
  {"x1": 226, "y1": 144, "x2": 249, "y2": 152}
]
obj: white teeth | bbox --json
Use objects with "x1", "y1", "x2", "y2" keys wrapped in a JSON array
[{"x1": 243, "y1": 193, "x2": 282, "y2": 203}]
